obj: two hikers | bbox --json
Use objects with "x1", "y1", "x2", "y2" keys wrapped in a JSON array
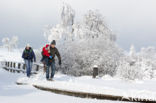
[
  {"x1": 22, "y1": 40, "x2": 61, "y2": 80},
  {"x1": 22, "y1": 44, "x2": 36, "y2": 77}
]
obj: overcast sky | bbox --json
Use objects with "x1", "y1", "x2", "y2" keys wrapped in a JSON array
[{"x1": 0, "y1": 0, "x2": 156, "y2": 51}]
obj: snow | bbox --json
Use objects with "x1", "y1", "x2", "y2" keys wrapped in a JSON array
[
  {"x1": 1, "y1": 2, "x2": 156, "y2": 103},
  {"x1": 0, "y1": 68, "x2": 127, "y2": 103},
  {"x1": 0, "y1": 45, "x2": 156, "y2": 103},
  {"x1": 0, "y1": 48, "x2": 23, "y2": 62},
  {"x1": 0, "y1": 48, "x2": 131, "y2": 103},
  {"x1": 0, "y1": 48, "x2": 156, "y2": 102},
  {"x1": 17, "y1": 72, "x2": 156, "y2": 101},
  {"x1": 93, "y1": 65, "x2": 98, "y2": 68}
]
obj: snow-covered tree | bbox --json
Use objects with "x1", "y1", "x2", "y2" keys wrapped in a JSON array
[
  {"x1": 10, "y1": 36, "x2": 18, "y2": 48},
  {"x1": 44, "y1": 2, "x2": 75, "y2": 42},
  {"x1": 2, "y1": 37, "x2": 10, "y2": 51},
  {"x1": 117, "y1": 46, "x2": 156, "y2": 80},
  {"x1": 81, "y1": 10, "x2": 116, "y2": 41},
  {"x1": 43, "y1": 3, "x2": 122, "y2": 76},
  {"x1": 61, "y1": 2, "x2": 75, "y2": 27},
  {"x1": 1, "y1": 36, "x2": 18, "y2": 51},
  {"x1": 129, "y1": 45, "x2": 136, "y2": 58}
]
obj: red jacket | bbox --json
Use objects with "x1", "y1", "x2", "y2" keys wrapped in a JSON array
[{"x1": 42, "y1": 44, "x2": 50, "y2": 57}]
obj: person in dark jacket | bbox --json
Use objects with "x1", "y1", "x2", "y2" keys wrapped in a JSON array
[
  {"x1": 22, "y1": 44, "x2": 36, "y2": 77},
  {"x1": 46, "y1": 40, "x2": 61, "y2": 81}
]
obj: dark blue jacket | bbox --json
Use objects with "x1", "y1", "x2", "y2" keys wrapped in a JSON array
[{"x1": 22, "y1": 47, "x2": 36, "y2": 62}]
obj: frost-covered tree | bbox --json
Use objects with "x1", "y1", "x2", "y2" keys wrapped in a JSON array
[
  {"x1": 1, "y1": 36, "x2": 18, "y2": 51},
  {"x1": 2, "y1": 37, "x2": 10, "y2": 51},
  {"x1": 10, "y1": 36, "x2": 18, "y2": 48},
  {"x1": 43, "y1": 3, "x2": 122, "y2": 76},
  {"x1": 61, "y1": 2, "x2": 75, "y2": 27},
  {"x1": 139, "y1": 47, "x2": 156, "y2": 78},
  {"x1": 117, "y1": 45, "x2": 156, "y2": 80},
  {"x1": 129, "y1": 45, "x2": 136, "y2": 58},
  {"x1": 80, "y1": 10, "x2": 116, "y2": 41},
  {"x1": 44, "y1": 2, "x2": 75, "y2": 42}
]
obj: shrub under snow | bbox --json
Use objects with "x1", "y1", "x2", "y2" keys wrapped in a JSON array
[
  {"x1": 117, "y1": 45, "x2": 156, "y2": 80},
  {"x1": 44, "y1": 3, "x2": 122, "y2": 76}
]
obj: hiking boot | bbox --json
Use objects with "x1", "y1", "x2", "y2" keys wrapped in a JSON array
[
  {"x1": 46, "y1": 78, "x2": 54, "y2": 81},
  {"x1": 49, "y1": 78, "x2": 54, "y2": 81}
]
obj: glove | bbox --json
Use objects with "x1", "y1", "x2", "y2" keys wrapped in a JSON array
[
  {"x1": 49, "y1": 56, "x2": 52, "y2": 59},
  {"x1": 59, "y1": 60, "x2": 61, "y2": 65}
]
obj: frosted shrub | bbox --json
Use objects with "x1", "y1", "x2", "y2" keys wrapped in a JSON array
[
  {"x1": 43, "y1": 3, "x2": 122, "y2": 76},
  {"x1": 117, "y1": 57, "x2": 143, "y2": 80},
  {"x1": 117, "y1": 45, "x2": 156, "y2": 80}
]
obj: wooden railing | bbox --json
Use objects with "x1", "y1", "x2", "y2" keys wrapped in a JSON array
[
  {"x1": 1, "y1": 61, "x2": 99, "y2": 78},
  {"x1": 1, "y1": 61, "x2": 43, "y2": 74}
]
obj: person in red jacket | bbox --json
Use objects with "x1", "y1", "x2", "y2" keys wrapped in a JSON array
[
  {"x1": 42, "y1": 44, "x2": 50, "y2": 57},
  {"x1": 41, "y1": 44, "x2": 51, "y2": 72}
]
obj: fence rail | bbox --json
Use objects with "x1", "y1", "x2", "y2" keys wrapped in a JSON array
[
  {"x1": 1, "y1": 61, "x2": 99, "y2": 78},
  {"x1": 1, "y1": 61, "x2": 43, "y2": 74}
]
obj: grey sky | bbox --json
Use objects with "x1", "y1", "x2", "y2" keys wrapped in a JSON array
[{"x1": 0, "y1": 0, "x2": 156, "y2": 51}]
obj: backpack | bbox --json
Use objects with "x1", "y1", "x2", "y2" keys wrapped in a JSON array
[{"x1": 24, "y1": 49, "x2": 32, "y2": 59}]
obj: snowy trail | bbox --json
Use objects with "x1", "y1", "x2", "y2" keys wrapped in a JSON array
[
  {"x1": 0, "y1": 68, "x2": 132, "y2": 103},
  {"x1": 16, "y1": 72, "x2": 156, "y2": 102},
  {"x1": 0, "y1": 47, "x2": 129, "y2": 103}
]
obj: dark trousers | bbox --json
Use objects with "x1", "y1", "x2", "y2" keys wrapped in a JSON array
[{"x1": 46, "y1": 61, "x2": 55, "y2": 79}]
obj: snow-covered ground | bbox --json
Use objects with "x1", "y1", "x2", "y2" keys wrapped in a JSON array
[
  {"x1": 0, "y1": 48, "x2": 133, "y2": 103},
  {"x1": 1, "y1": 68, "x2": 126, "y2": 103},
  {"x1": 17, "y1": 72, "x2": 156, "y2": 101},
  {"x1": 0, "y1": 48, "x2": 156, "y2": 102},
  {"x1": 0, "y1": 48, "x2": 23, "y2": 62}
]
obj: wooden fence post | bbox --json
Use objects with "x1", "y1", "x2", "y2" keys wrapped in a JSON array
[
  {"x1": 17, "y1": 70, "x2": 20, "y2": 73},
  {"x1": 13, "y1": 70, "x2": 15, "y2": 73},
  {"x1": 93, "y1": 65, "x2": 98, "y2": 78},
  {"x1": 36, "y1": 65, "x2": 39, "y2": 71},
  {"x1": 10, "y1": 62, "x2": 12, "y2": 68},
  {"x1": 5, "y1": 62, "x2": 7, "y2": 67},
  {"x1": 10, "y1": 69, "x2": 13, "y2": 72},
  {"x1": 13, "y1": 63, "x2": 16, "y2": 68},
  {"x1": 7, "y1": 62, "x2": 9, "y2": 67},
  {"x1": 23, "y1": 64, "x2": 26, "y2": 70},
  {"x1": 18, "y1": 63, "x2": 21, "y2": 69}
]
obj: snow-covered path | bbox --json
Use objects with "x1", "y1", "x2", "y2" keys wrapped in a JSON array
[
  {"x1": 16, "y1": 72, "x2": 156, "y2": 101},
  {"x1": 0, "y1": 68, "x2": 131, "y2": 103}
]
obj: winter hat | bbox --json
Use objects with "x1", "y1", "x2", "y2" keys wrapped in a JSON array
[
  {"x1": 26, "y1": 43, "x2": 30, "y2": 47},
  {"x1": 51, "y1": 40, "x2": 56, "y2": 45}
]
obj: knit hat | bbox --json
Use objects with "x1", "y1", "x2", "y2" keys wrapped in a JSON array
[
  {"x1": 51, "y1": 40, "x2": 56, "y2": 45},
  {"x1": 26, "y1": 43, "x2": 30, "y2": 47}
]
